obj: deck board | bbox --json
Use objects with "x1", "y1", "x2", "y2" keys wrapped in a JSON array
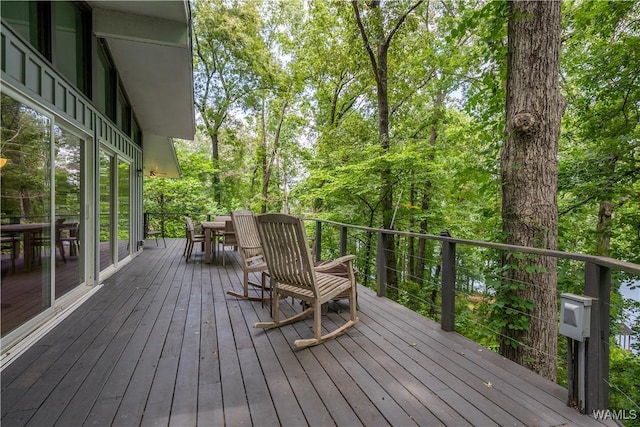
[{"x1": 1, "y1": 238, "x2": 615, "y2": 426}]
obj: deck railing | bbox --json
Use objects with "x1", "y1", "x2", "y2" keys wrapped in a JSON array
[
  {"x1": 143, "y1": 211, "x2": 640, "y2": 415},
  {"x1": 307, "y1": 218, "x2": 640, "y2": 416}
]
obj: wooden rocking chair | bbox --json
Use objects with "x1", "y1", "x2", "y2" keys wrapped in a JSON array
[
  {"x1": 254, "y1": 213, "x2": 358, "y2": 348},
  {"x1": 226, "y1": 210, "x2": 269, "y2": 302}
]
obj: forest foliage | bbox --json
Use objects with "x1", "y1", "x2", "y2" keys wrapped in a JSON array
[
  {"x1": 145, "y1": 0, "x2": 640, "y2": 266},
  {"x1": 142, "y1": 0, "x2": 640, "y2": 417}
]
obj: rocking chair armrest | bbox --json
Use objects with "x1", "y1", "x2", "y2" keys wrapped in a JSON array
[
  {"x1": 245, "y1": 254, "x2": 264, "y2": 264},
  {"x1": 314, "y1": 255, "x2": 356, "y2": 271}
]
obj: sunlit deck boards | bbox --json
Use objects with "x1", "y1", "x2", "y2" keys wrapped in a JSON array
[{"x1": 1, "y1": 238, "x2": 612, "y2": 426}]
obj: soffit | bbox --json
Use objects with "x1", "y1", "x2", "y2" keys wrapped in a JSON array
[{"x1": 89, "y1": 1, "x2": 194, "y2": 178}]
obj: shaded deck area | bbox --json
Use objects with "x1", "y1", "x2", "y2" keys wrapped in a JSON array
[{"x1": 1, "y1": 238, "x2": 612, "y2": 426}]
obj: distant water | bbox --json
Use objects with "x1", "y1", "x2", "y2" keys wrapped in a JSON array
[
  {"x1": 617, "y1": 280, "x2": 639, "y2": 354},
  {"x1": 620, "y1": 280, "x2": 640, "y2": 301}
]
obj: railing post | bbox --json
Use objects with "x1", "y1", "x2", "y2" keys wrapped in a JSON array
[
  {"x1": 584, "y1": 262, "x2": 610, "y2": 413},
  {"x1": 143, "y1": 213, "x2": 150, "y2": 239},
  {"x1": 376, "y1": 232, "x2": 387, "y2": 297},
  {"x1": 441, "y1": 231, "x2": 456, "y2": 332},
  {"x1": 315, "y1": 220, "x2": 322, "y2": 262},
  {"x1": 340, "y1": 226, "x2": 347, "y2": 257}
]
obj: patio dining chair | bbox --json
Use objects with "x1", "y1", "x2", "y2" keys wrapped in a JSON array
[
  {"x1": 220, "y1": 219, "x2": 237, "y2": 266},
  {"x1": 31, "y1": 218, "x2": 64, "y2": 264},
  {"x1": 184, "y1": 216, "x2": 205, "y2": 262},
  {"x1": 145, "y1": 221, "x2": 165, "y2": 248},
  {"x1": 57, "y1": 221, "x2": 80, "y2": 262},
  {"x1": 1, "y1": 235, "x2": 19, "y2": 273},
  {"x1": 227, "y1": 210, "x2": 269, "y2": 302},
  {"x1": 254, "y1": 213, "x2": 358, "y2": 348}
]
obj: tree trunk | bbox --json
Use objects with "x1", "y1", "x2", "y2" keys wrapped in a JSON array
[
  {"x1": 210, "y1": 128, "x2": 221, "y2": 206},
  {"x1": 409, "y1": 182, "x2": 416, "y2": 277},
  {"x1": 595, "y1": 200, "x2": 612, "y2": 256},
  {"x1": 499, "y1": 0, "x2": 563, "y2": 381},
  {"x1": 352, "y1": 0, "x2": 423, "y2": 300},
  {"x1": 376, "y1": 44, "x2": 399, "y2": 299},
  {"x1": 417, "y1": 90, "x2": 444, "y2": 285},
  {"x1": 261, "y1": 98, "x2": 288, "y2": 214},
  {"x1": 260, "y1": 99, "x2": 268, "y2": 214}
]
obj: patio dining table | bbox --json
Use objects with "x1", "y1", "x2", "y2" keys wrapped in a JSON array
[
  {"x1": 0, "y1": 222, "x2": 49, "y2": 271},
  {"x1": 200, "y1": 221, "x2": 226, "y2": 264}
]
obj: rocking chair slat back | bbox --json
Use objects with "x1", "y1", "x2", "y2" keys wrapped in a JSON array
[{"x1": 256, "y1": 213, "x2": 316, "y2": 296}]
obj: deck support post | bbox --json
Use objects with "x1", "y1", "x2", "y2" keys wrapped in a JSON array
[
  {"x1": 315, "y1": 221, "x2": 322, "y2": 262},
  {"x1": 584, "y1": 262, "x2": 610, "y2": 413},
  {"x1": 441, "y1": 231, "x2": 455, "y2": 332},
  {"x1": 340, "y1": 226, "x2": 347, "y2": 257},
  {"x1": 376, "y1": 232, "x2": 387, "y2": 297},
  {"x1": 143, "y1": 213, "x2": 150, "y2": 239}
]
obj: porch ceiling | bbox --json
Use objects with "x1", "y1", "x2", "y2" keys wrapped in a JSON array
[{"x1": 89, "y1": 1, "x2": 195, "y2": 178}]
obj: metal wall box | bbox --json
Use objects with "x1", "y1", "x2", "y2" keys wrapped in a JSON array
[{"x1": 560, "y1": 293, "x2": 595, "y2": 342}]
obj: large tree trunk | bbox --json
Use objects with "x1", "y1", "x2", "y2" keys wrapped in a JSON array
[
  {"x1": 352, "y1": 0, "x2": 422, "y2": 300},
  {"x1": 499, "y1": 0, "x2": 563, "y2": 381},
  {"x1": 376, "y1": 44, "x2": 399, "y2": 299}
]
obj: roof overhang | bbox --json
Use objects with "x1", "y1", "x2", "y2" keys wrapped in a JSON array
[
  {"x1": 89, "y1": 1, "x2": 195, "y2": 178},
  {"x1": 142, "y1": 135, "x2": 181, "y2": 178}
]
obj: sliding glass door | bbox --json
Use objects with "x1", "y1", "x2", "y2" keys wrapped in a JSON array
[
  {"x1": 117, "y1": 160, "x2": 130, "y2": 262},
  {"x1": 1, "y1": 91, "x2": 134, "y2": 339},
  {"x1": 99, "y1": 150, "x2": 113, "y2": 272},
  {"x1": 99, "y1": 149, "x2": 132, "y2": 274},
  {"x1": 0, "y1": 94, "x2": 52, "y2": 336},
  {"x1": 54, "y1": 125, "x2": 84, "y2": 298}
]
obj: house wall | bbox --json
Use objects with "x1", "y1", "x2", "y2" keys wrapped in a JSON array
[
  {"x1": 1, "y1": 23, "x2": 143, "y2": 235},
  {"x1": 1, "y1": 19, "x2": 144, "y2": 349}
]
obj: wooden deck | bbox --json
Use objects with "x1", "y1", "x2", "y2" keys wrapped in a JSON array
[{"x1": 1, "y1": 238, "x2": 612, "y2": 426}]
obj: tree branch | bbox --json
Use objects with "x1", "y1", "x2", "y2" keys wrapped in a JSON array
[
  {"x1": 559, "y1": 167, "x2": 640, "y2": 216},
  {"x1": 385, "y1": 0, "x2": 424, "y2": 46},
  {"x1": 559, "y1": 194, "x2": 598, "y2": 216},
  {"x1": 352, "y1": 1, "x2": 379, "y2": 86},
  {"x1": 390, "y1": 70, "x2": 436, "y2": 116},
  {"x1": 264, "y1": 98, "x2": 290, "y2": 191}
]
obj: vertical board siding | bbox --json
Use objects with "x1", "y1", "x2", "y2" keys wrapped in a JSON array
[
  {"x1": 5, "y1": 41, "x2": 25, "y2": 84},
  {"x1": 1, "y1": 24, "x2": 140, "y2": 161}
]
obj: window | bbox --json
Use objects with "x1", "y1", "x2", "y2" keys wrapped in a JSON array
[
  {"x1": 1, "y1": 1, "x2": 90, "y2": 97},
  {"x1": 132, "y1": 118, "x2": 142, "y2": 146},
  {"x1": 116, "y1": 87, "x2": 131, "y2": 135},
  {"x1": 1, "y1": 2, "x2": 50, "y2": 58},
  {"x1": 1, "y1": 1, "x2": 39, "y2": 47},
  {"x1": 53, "y1": 1, "x2": 90, "y2": 96},
  {"x1": 96, "y1": 44, "x2": 116, "y2": 121}
]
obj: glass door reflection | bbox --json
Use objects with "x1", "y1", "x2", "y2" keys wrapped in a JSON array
[
  {"x1": 54, "y1": 125, "x2": 84, "y2": 298},
  {"x1": 1, "y1": 93, "x2": 52, "y2": 337},
  {"x1": 117, "y1": 160, "x2": 130, "y2": 262},
  {"x1": 99, "y1": 151, "x2": 113, "y2": 272}
]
